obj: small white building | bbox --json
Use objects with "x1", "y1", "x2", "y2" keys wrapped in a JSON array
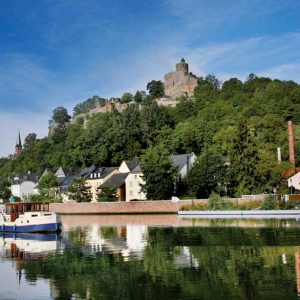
[
  {"x1": 11, "y1": 172, "x2": 39, "y2": 201},
  {"x1": 170, "y1": 152, "x2": 197, "y2": 177},
  {"x1": 123, "y1": 154, "x2": 196, "y2": 202},
  {"x1": 125, "y1": 164, "x2": 147, "y2": 202},
  {"x1": 288, "y1": 172, "x2": 300, "y2": 190}
]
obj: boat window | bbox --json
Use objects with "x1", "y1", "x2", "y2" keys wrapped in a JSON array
[
  {"x1": 31, "y1": 214, "x2": 38, "y2": 217},
  {"x1": 44, "y1": 213, "x2": 52, "y2": 216}
]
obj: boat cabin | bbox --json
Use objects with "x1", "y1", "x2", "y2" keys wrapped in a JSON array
[{"x1": 4, "y1": 202, "x2": 50, "y2": 222}]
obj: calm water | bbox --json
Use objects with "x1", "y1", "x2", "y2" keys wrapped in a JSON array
[{"x1": 1, "y1": 215, "x2": 300, "y2": 300}]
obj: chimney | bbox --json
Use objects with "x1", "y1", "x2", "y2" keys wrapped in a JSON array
[
  {"x1": 288, "y1": 121, "x2": 295, "y2": 168},
  {"x1": 277, "y1": 147, "x2": 282, "y2": 163}
]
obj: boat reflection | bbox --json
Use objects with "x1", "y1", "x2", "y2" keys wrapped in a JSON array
[{"x1": 0, "y1": 233, "x2": 60, "y2": 261}]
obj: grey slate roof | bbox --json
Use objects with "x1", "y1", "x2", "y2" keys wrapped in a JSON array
[
  {"x1": 12, "y1": 173, "x2": 39, "y2": 184},
  {"x1": 79, "y1": 165, "x2": 97, "y2": 178},
  {"x1": 98, "y1": 173, "x2": 129, "y2": 189},
  {"x1": 55, "y1": 167, "x2": 75, "y2": 178},
  {"x1": 89, "y1": 167, "x2": 118, "y2": 180},
  {"x1": 124, "y1": 160, "x2": 139, "y2": 171},
  {"x1": 59, "y1": 175, "x2": 76, "y2": 188},
  {"x1": 131, "y1": 164, "x2": 142, "y2": 174},
  {"x1": 170, "y1": 153, "x2": 194, "y2": 171}
]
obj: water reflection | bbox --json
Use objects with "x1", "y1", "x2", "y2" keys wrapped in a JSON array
[
  {"x1": 0, "y1": 217, "x2": 300, "y2": 299},
  {"x1": 0, "y1": 233, "x2": 60, "y2": 260}
]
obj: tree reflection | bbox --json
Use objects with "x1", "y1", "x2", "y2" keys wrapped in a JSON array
[{"x1": 15, "y1": 226, "x2": 300, "y2": 299}]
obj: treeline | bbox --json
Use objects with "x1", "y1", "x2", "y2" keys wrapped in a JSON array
[{"x1": 1, "y1": 74, "x2": 300, "y2": 198}]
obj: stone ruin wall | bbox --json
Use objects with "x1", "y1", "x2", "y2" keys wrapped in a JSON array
[
  {"x1": 164, "y1": 71, "x2": 198, "y2": 98},
  {"x1": 72, "y1": 101, "x2": 130, "y2": 125},
  {"x1": 72, "y1": 97, "x2": 178, "y2": 125}
]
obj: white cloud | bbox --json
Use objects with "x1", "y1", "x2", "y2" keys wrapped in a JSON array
[
  {"x1": 164, "y1": 0, "x2": 300, "y2": 31},
  {"x1": 170, "y1": 32, "x2": 300, "y2": 82},
  {"x1": 260, "y1": 63, "x2": 300, "y2": 82}
]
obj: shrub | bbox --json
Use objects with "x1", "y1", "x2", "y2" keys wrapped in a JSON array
[
  {"x1": 28, "y1": 194, "x2": 61, "y2": 203},
  {"x1": 180, "y1": 202, "x2": 207, "y2": 211},
  {"x1": 98, "y1": 187, "x2": 118, "y2": 202},
  {"x1": 260, "y1": 195, "x2": 277, "y2": 210},
  {"x1": 207, "y1": 193, "x2": 228, "y2": 210}
]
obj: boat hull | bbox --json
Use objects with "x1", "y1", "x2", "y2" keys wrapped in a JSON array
[{"x1": 0, "y1": 222, "x2": 61, "y2": 233}]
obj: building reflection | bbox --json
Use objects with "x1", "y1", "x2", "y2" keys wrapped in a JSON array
[
  {"x1": 69, "y1": 223, "x2": 200, "y2": 268},
  {"x1": 83, "y1": 224, "x2": 148, "y2": 260}
]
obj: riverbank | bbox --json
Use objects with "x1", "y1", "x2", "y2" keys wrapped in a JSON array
[
  {"x1": 179, "y1": 210, "x2": 300, "y2": 219},
  {"x1": 50, "y1": 200, "x2": 207, "y2": 215},
  {"x1": 49, "y1": 198, "x2": 298, "y2": 216}
]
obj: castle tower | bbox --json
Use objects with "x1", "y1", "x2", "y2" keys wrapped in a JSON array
[
  {"x1": 15, "y1": 131, "x2": 22, "y2": 155},
  {"x1": 176, "y1": 58, "x2": 189, "y2": 74},
  {"x1": 164, "y1": 58, "x2": 198, "y2": 98}
]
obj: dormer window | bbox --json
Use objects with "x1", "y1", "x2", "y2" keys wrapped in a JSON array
[{"x1": 90, "y1": 174, "x2": 93, "y2": 178}]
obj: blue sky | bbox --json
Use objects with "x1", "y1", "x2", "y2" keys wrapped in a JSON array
[{"x1": 0, "y1": 0, "x2": 299, "y2": 157}]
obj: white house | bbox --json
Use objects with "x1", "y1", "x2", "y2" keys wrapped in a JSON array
[
  {"x1": 288, "y1": 172, "x2": 300, "y2": 190},
  {"x1": 86, "y1": 167, "x2": 119, "y2": 202},
  {"x1": 119, "y1": 160, "x2": 140, "y2": 173},
  {"x1": 11, "y1": 172, "x2": 39, "y2": 201},
  {"x1": 125, "y1": 164, "x2": 147, "y2": 202},
  {"x1": 123, "y1": 154, "x2": 196, "y2": 202},
  {"x1": 170, "y1": 152, "x2": 197, "y2": 177}
]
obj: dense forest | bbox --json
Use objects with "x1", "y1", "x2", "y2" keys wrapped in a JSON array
[{"x1": 1, "y1": 74, "x2": 300, "y2": 198}]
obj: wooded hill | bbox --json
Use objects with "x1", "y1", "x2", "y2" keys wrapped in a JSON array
[{"x1": 1, "y1": 74, "x2": 300, "y2": 198}]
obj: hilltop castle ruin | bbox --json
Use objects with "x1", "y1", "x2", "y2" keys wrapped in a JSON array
[
  {"x1": 164, "y1": 58, "x2": 198, "y2": 99},
  {"x1": 71, "y1": 58, "x2": 199, "y2": 125}
]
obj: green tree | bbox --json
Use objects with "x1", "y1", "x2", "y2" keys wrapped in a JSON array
[
  {"x1": 134, "y1": 91, "x2": 144, "y2": 103},
  {"x1": 37, "y1": 172, "x2": 58, "y2": 199},
  {"x1": 68, "y1": 178, "x2": 92, "y2": 202},
  {"x1": 121, "y1": 92, "x2": 133, "y2": 103},
  {"x1": 98, "y1": 187, "x2": 118, "y2": 202},
  {"x1": 24, "y1": 133, "x2": 37, "y2": 149},
  {"x1": 172, "y1": 96, "x2": 196, "y2": 124},
  {"x1": 0, "y1": 178, "x2": 11, "y2": 201},
  {"x1": 51, "y1": 107, "x2": 71, "y2": 126},
  {"x1": 141, "y1": 145, "x2": 177, "y2": 200},
  {"x1": 227, "y1": 120, "x2": 260, "y2": 196},
  {"x1": 146, "y1": 80, "x2": 164, "y2": 98},
  {"x1": 140, "y1": 97, "x2": 173, "y2": 146},
  {"x1": 109, "y1": 106, "x2": 142, "y2": 164},
  {"x1": 187, "y1": 149, "x2": 227, "y2": 198}
]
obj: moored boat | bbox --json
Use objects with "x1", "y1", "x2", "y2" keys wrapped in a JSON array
[{"x1": 0, "y1": 202, "x2": 61, "y2": 233}]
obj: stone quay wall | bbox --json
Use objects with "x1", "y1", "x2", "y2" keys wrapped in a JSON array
[
  {"x1": 50, "y1": 200, "x2": 207, "y2": 215},
  {"x1": 49, "y1": 196, "x2": 264, "y2": 215}
]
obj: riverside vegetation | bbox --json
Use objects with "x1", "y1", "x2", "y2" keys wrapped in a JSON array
[
  {"x1": 1, "y1": 75, "x2": 300, "y2": 201},
  {"x1": 181, "y1": 194, "x2": 296, "y2": 211}
]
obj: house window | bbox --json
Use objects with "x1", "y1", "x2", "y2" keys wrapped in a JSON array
[
  {"x1": 130, "y1": 191, "x2": 133, "y2": 196},
  {"x1": 130, "y1": 181, "x2": 133, "y2": 187},
  {"x1": 134, "y1": 175, "x2": 137, "y2": 179}
]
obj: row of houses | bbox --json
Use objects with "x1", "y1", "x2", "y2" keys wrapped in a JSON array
[{"x1": 10, "y1": 153, "x2": 197, "y2": 202}]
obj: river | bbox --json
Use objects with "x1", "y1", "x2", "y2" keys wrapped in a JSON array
[{"x1": 0, "y1": 215, "x2": 300, "y2": 299}]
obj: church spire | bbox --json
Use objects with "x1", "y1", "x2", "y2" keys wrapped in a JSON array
[{"x1": 15, "y1": 131, "x2": 22, "y2": 154}]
